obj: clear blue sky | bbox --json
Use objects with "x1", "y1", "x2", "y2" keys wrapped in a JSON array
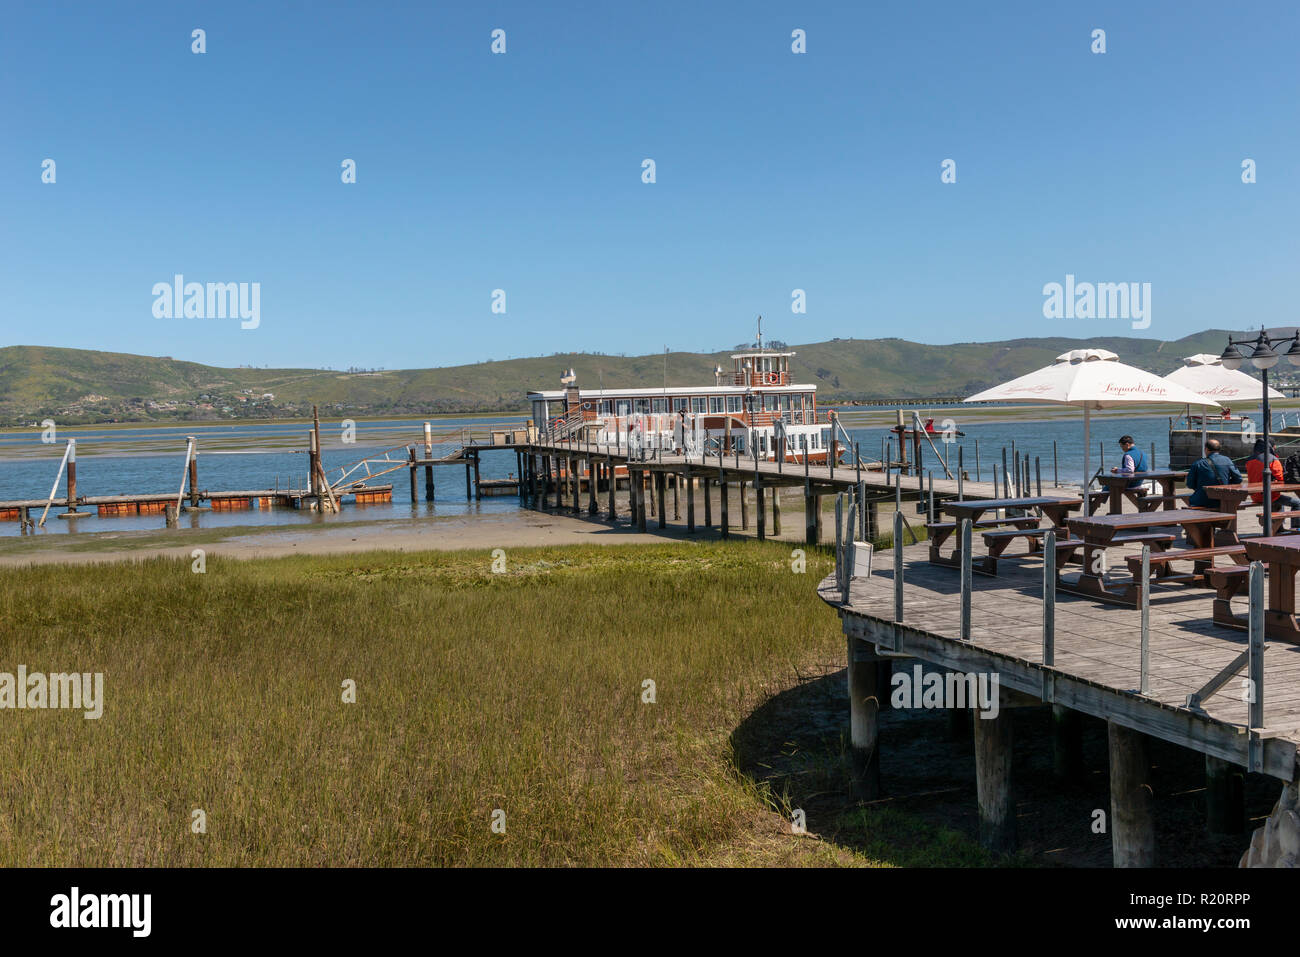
[{"x1": 2, "y1": 1, "x2": 1295, "y2": 370}]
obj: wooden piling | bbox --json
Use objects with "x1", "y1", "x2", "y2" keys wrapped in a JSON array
[
  {"x1": 740, "y1": 481, "x2": 748, "y2": 530},
  {"x1": 847, "y1": 638, "x2": 884, "y2": 799},
  {"x1": 1108, "y1": 721, "x2": 1155, "y2": 866},
  {"x1": 409, "y1": 447, "x2": 418, "y2": 503},
  {"x1": 1204, "y1": 755, "x2": 1245, "y2": 834},
  {"x1": 703, "y1": 477, "x2": 711, "y2": 528},
  {"x1": 607, "y1": 455, "x2": 616, "y2": 521},
  {"x1": 188, "y1": 448, "x2": 199, "y2": 507},
  {"x1": 636, "y1": 470, "x2": 647, "y2": 532},
  {"x1": 656, "y1": 471, "x2": 666, "y2": 529},
  {"x1": 588, "y1": 458, "x2": 598, "y2": 515},
  {"x1": 771, "y1": 486, "x2": 781, "y2": 536},
  {"x1": 973, "y1": 705, "x2": 1017, "y2": 855},
  {"x1": 1052, "y1": 705, "x2": 1085, "y2": 782},
  {"x1": 756, "y1": 482, "x2": 766, "y2": 540},
  {"x1": 686, "y1": 472, "x2": 695, "y2": 532},
  {"x1": 805, "y1": 481, "x2": 816, "y2": 545},
  {"x1": 719, "y1": 469, "x2": 729, "y2": 538}
]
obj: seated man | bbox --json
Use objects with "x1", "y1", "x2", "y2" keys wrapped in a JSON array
[
  {"x1": 1111, "y1": 434, "x2": 1148, "y2": 489},
  {"x1": 1246, "y1": 439, "x2": 1300, "y2": 530},
  {"x1": 1185, "y1": 438, "x2": 1243, "y2": 507}
]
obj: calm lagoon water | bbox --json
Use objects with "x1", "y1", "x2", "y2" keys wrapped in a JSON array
[{"x1": 0, "y1": 408, "x2": 1282, "y2": 538}]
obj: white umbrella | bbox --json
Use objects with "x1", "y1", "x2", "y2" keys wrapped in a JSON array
[
  {"x1": 964, "y1": 349, "x2": 1220, "y2": 514},
  {"x1": 1163, "y1": 353, "x2": 1283, "y2": 402},
  {"x1": 1163, "y1": 354, "x2": 1282, "y2": 456}
]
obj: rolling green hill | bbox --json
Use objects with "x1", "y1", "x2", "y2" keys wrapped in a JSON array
[{"x1": 0, "y1": 330, "x2": 1257, "y2": 424}]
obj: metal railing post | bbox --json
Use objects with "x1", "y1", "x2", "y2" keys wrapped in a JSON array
[
  {"x1": 1139, "y1": 544, "x2": 1150, "y2": 694},
  {"x1": 893, "y1": 510, "x2": 904, "y2": 625},
  {"x1": 959, "y1": 518, "x2": 972, "y2": 640},
  {"x1": 1043, "y1": 529, "x2": 1056, "y2": 666},
  {"x1": 1249, "y1": 560, "x2": 1265, "y2": 772}
]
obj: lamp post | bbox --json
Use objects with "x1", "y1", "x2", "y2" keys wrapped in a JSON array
[{"x1": 1220, "y1": 329, "x2": 1300, "y2": 535}]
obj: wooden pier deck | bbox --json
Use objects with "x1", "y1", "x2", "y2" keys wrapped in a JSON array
[
  {"x1": 510, "y1": 439, "x2": 1019, "y2": 542},
  {"x1": 819, "y1": 533, "x2": 1300, "y2": 864}
]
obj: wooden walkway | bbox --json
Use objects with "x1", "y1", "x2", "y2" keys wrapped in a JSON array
[{"x1": 820, "y1": 543, "x2": 1300, "y2": 779}]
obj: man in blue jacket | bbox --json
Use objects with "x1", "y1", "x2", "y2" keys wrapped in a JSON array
[
  {"x1": 1112, "y1": 435, "x2": 1149, "y2": 489},
  {"x1": 1185, "y1": 438, "x2": 1244, "y2": 507}
]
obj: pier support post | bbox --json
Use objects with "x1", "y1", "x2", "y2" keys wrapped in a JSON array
[
  {"x1": 656, "y1": 471, "x2": 666, "y2": 529},
  {"x1": 465, "y1": 461, "x2": 472, "y2": 502},
  {"x1": 703, "y1": 477, "x2": 711, "y2": 528},
  {"x1": 189, "y1": 447, "x2": 200, "y2": 507},
  {"x1": 973, "y1": 700, "x2": 1017, "y2": 855},
  {"x1": 473, "y1": 452, "x2": 481, "y2": 501},
  {"x1": 805, "y1": 481, "x2": 816, "y2": 545},
  {"x1": 867, "y1": 500, "x2": 878, "y2": 541},
  {"x1": 672, "y1": 473, "x2": 679, "y2": 521},
  {"x1": 1108, "y1": 721, "x2": 1156, "y2": 866},
  {"x1": 720, "y1": 472, "x2": 729, "y2": 538},
  {"x1": 409, "y1": 448, "x2": 418, "y2": 504},
  {"x1": 740, "y1": 481, "x2": 749, "y2": 531},
  {"x1": 771, "y1": 486, "x2": 781, "y2": 537},
  {"x1": 756, "y1": 482, "x2": 766, "y2": 541},
  {"x1": 567, "y1": 455, "x2": 576, "y2": 511},
  {"x1": 1204, "y1": 755, "x2": 1245, "y2": 834},
  {"x1": 846, "y1": 637, "x2": 884, "y2": 799},
  {"x1": 636, "y1": 470, "x2": 647, "y2": 532},
  {"x1": 686, "y1": 472, "x2": 695, "y2": 532},
  {"x1": 607, "y1": 456, "x2": 616, "y2": 522},
  {"x1": 426, "y1": 463, "x2": 436, "y2": 501},
  {"x1": 1052, "y1": 705, "x2": 1085, "y2": 783},
  {"x1": 588, "y1": 458, "x2": 598, "y2": 515},
  {"x1": 814, "y1": 494, "x2": 823, "y2": 544}
]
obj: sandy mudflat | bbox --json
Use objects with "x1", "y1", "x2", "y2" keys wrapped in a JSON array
[{"x1": 0, "y1": 510, "x2": 719, "y2": 567}]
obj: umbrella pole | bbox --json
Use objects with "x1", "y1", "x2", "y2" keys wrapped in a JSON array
[{"x1": 1083, "y1": 407, "x2": 1091, "y2": 517}]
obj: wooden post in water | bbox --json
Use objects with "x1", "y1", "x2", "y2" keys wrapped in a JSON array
[
  {"x1": 846, "y1": 637, "x2": 884, "y2": 799},
  {"x1": 465, "y1": 460, "x2": 472, "y2": 502},
  {"x1": 720, "y1": 465, "x2": 730, "y2": 538},
  {"x1": 424, "y1": 422, "x2": 435, "y2": 501},
  {"x1": 1108, "y1": 721, "x2": 1155, "y2": 866},
  {"x1": 973, "y1": 700, "x2": 1017, "y2": 855},
  {"x1": 756, "y1": 481, "x2": 766, "y2": 541},
  {"x1": 474, "y1": 451, "x2": 482, "y2": 502},
  {"x1": 657, "y1": 471, "x2": 667, "y2": 529},
  {"x1": 188, "y1": 438, "x2": 200, "y2": 507},
  {"x1": 740, "y1": 481, "x2": 749, "y2": 530},
  {"x1": 588, "y1": 458, "x2": 598, "y2": 515},
  {"x1": 771, "y1": 485, "x2": 780, "y2": 536},
  {"x1": 607, "y1": 455, "x2": 616, "y2": 522},
  {"x1": 703, "y1": 476, "x2": 711, "y2": 528},
  {"x1": 687, "y1": 472, "x2": 695, "y2": 532},
  {"x1": 409, "y1": 447, "x2": 418, "y2": 503},
  {"x1": 636, "y1": 470, "x2": 647, "y2": 531}
]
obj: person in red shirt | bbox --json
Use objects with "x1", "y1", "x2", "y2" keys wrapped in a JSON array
[{"x1": 1246, "y1": 439, "x2": 1300, "y2": 529}]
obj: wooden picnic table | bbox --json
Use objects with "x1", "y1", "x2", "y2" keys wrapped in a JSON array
[
  {"x1": 1239, "y1": 536, "x2": 1300, "y2": 644},
  {"x1": 929, "y1": 496, "x2": 1082, "y2": 570},
  {"x1": 1062, "y1": 509, "x2": 1236, "y2": 606},
  {"x1": 1205, "y1": 482, "x2": 1300, "y2": 535},
  {"x1": 1095, "y1": 469, "x2": 1187, "y2": 514}
]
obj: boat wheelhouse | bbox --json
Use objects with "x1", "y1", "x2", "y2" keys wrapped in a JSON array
[{"x1": 527, "y1": 344, "x2": 845, "y2": 464}]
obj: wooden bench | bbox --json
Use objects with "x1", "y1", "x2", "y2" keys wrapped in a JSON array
[
  {"x1": 975, "y1": 530, "x2": 1083, "y2": 574},
  {"x1": 1257, "y1": 512, "x2": 1300, "y2": 535},
  {"x1": 1125, "y1": 544, "x2": 1248, "y2": 587},
  {"x1": 1139, "y1": 490, "x2": 1192, "y2": 510},
  {"x1": 1209, "y1": 565, "x2": 1251, "y2": 630},
  {"x1": 1109, "y1": 532, "x2": 1177, "y2": 549},
  {"x1": 925, "y1": 516, "x2": 1038, "y2": 535}
]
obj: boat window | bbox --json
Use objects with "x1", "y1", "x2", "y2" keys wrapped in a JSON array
[
  {"x1": 616, "y1": 399, "x2": 631, "y2": 416},
  {"x1": 709, "y1": 396, "x2": 724, "y2": 414},
  {"x1": 652, "y1": 398, "x2": 667, "y2": 413},
  {"x1": 727, "y1": 396, "x2": 742, "y2": 413},
  {"x1": 673, "y1": 397, "x2": 687, "y2": 412},
  {"x1": 597, "y1": 400, "x2": 612, "y2": 415},
  {"x1": 691, "y1": 397, "x2": 706, "y2": 413},
  {"x1": 634, "y1": 398, "x2": 650, "y2": 414}
]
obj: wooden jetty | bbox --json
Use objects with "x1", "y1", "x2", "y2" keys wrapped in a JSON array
[
  {"x1": 496, "y1": 432, "x2": 1008, "y2": 544},
  {"x1": 819, "y1": 499, "x2": 1300, "y2": 866}
]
